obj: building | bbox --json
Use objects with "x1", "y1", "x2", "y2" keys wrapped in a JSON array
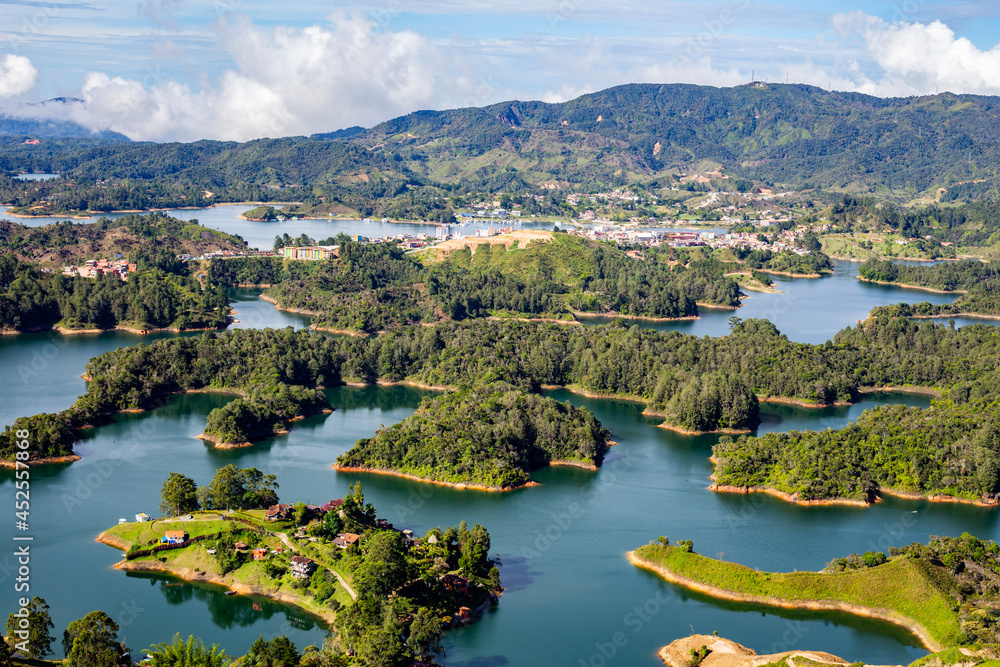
[
  {"x1": 265, "y1": 503, "x2": 293, "y2": 522},
  {"x1": 252, "y1": 547, "x2": 269, "y2": 561},
  {"x1": 162, "y1": 530, "x2": 188, "y2": 544},
  {"x1": 333, "y1": 533, "x2": 361, "y2": 549},
  {"x1": 290, "y1": 555, "x2": 316, "y2": 579},
  {"x1": 321, "y1": 499, "x2": 344, "y2": 513},
  {"x1": 442, "y1": 574, "x2": 471, "y2": 595},
  {"x1": 135, "y1": 513, "x2": 150, "y2": 522},
  {"x1": 280, "y1": 245, "x2": 338, "y2": 261}
]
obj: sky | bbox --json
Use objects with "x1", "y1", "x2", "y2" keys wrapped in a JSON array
[{"x1": 0, "y1": 0, "x2": 999, "y2": 142}]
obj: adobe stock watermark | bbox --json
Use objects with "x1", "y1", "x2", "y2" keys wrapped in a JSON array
[
  {"x1": 578, "y1": 587, "x2": 675, "y2": 667},
  {"x1": 4, "y1": 3, "x2": 64, "y2": 54},
  {"x1": 16, "y1": 337, "x2": 63, "y2": 386},
  {"x1": 518, "y1": 455, "x2": 634, "y2": 565},
  {"x1": 547, "y1": 0, "x2": 588, "y2": 33},
  {"x1": 683, "y1": 0, "x2": 752, "y2": 61}
]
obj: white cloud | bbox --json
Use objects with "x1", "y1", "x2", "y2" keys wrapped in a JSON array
[
  {"x1": 0, "y1": 54, "x2": 38, "y2": 98},
  {"x1": 835, "y1": 12, "x2": 1000, "y2": 96},
  {"x1": 15, "y1": 13, "x2": 458, "y2": 141}
]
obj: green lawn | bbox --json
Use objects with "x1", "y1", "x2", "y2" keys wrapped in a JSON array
[
  {"x1": 633, "y1": 544, "x2": 961, "y2": 648},
  {"x1": 103, "y1": 514, "x2": 229, "y2": 548}
]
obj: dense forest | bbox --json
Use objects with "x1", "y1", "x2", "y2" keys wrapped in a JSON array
[
  {"x1": 714, "y1": 398, "x2": 999, "y2": 502},
  {"x1": 212, "y1": 234, "x2": 749, "y2": 331},
  {"x1": 201, "y1": 384, "x2": 331, "y2": 446},
  {"x1": 860, "y1": 257, "x2": 1000, "y2": 316},
  {"x1": 0, "y1": 254, "x2": 230, "y2": 332},
  {"x1": 337, "y1": 381, "x2": 611, "y2": 488},
  {"x1": 9, "y1": 314, "x2": 1000, "y2": 476}
]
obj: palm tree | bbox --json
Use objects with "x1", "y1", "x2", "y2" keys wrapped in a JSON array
[{"x1": 144, "y1": 634, "x2": 232, "y2": 667}]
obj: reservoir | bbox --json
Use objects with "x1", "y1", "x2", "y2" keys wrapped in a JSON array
[{"x1": 0, "y1": 262, "x2": 994, "y2": 664}]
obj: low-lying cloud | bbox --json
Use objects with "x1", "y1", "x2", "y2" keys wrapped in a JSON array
[{"x1": 6, "y1": 13, "x2": 454, "y2": 142}]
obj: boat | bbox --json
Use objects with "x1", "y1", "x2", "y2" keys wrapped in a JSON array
[{"x1": 224, "y1": 591, "x2": 237, "y2": 596}]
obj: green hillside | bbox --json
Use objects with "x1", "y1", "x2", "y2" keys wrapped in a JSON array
[{"x1": 5, "y1": 84, "x2": 1000, "y2": 205}]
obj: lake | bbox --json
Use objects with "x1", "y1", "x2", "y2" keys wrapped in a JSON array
[
  {"x1": 0, "y1": 271, "x2": 995, "y2": 664},
  {"x1": 0, "y1": 205, "x2": 556, "y2": 251}
]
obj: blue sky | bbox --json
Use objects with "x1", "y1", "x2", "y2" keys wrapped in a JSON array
[{"x1": 0, "y1": 0, "x2": 998, "y2": 141}]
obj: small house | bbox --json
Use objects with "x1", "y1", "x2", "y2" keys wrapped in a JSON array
[
  {"x1": 163, "y1": 530, "x2": 188, "y2": 544},
  {"x1": 321, "y1": 499, "x2": 344, "y2": 513},
  {"x1": 252, "y1": 547, "x2": 268, "y2": 561},
  {"x1": 135, "y1": 513, "x2": 150, "y2": 522},
  {"x1": 290, "y1": 556, "x2": 316, "y2": 579},
  {"x1": 265, "y1": 503, "x2": 293, "y2": 522},
  {"x1": 457, "y1": 606, "x2": 473, "y2": 621},
  {"x1": 233, "y1": 541, "x2": 248, "y2": 551},
  {"x1": 333, "y1": 533, "x2": 361, "y2": 549}
]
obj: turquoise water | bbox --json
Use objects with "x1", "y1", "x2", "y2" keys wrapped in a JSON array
[{"x1": 0, "y1": 274, "x2": 993, "y2": 663}]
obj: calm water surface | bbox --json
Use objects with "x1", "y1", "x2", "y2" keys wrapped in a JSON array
[
  {"x1": 0, "y1": 274, "x2": 995, "y2": 663},
  {"x1": 0, "y1": 205, "x2": 555, "y2": 251}
]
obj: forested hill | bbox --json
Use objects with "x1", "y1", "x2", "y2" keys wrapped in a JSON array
[
  {"x1": 0, "y1": 212, "x2": 248, "y2": 265},
  {"x1": 357, "y1": 83, "x2": 1000, "y2": 192},
  {"x1": 5, "y1": 83, "x2": 1000, "y2": 196}
]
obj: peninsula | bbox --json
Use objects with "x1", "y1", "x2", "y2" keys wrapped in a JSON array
[{"x1": 631, "y1": 533, "x2": 1000, "y2": 652}]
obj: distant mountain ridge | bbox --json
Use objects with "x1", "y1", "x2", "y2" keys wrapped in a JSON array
[{"x1": 2, "y1": 83, "x2": 1000, "y2": 196}]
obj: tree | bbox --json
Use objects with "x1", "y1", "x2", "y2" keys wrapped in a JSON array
[
  {"x1": 160, "y1": 472, "x2": 200, "y2": 517},
  {"x1": 353, "y1": 531, "x2": 410, "y2": 599},
  {"x1": 407, "y1": 607, "x2": 443, "y2": 661},
  {"x1": 5, "y1": 596, "x2": 54, "y2": 659},
  {"x1": 0, "y1": 636, "x2": 11, "y2": 667},
  {"x1": 64, "y1": 611, "x2": 131, "y2": 667},
  {"x1": 145, "y1": 633, "x2": 232, "y2": 667},
  {"x1": 198, "y1": 465, "x2": 279, "y2": 511},
  {"x1": 244, "y1": 635, "x2": 300, "y2": 667}
]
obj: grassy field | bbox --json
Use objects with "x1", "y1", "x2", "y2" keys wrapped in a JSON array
[
  {"x1": 821, "y1": 234, "x2": 958, "y2": 261},
  {"x1": 102, "y1": 514, "x2": 353, "y2": 621},
  {"x1": 632, "y1": 544, "x2": 961, "y2": 649}
]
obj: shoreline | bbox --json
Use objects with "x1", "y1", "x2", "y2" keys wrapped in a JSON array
[
  {"x1": 331, "y1": 465, "x2": 541, "y2": 492},
  {"x1": 758, "y1": 396, "x2": 852, "y2": 408},
  {"x1": 111, "y1": 558, "x2": 336, "y2": 626},
  {"x1": 548, "y1": 459, "x2": 600, "y2": 471},
  {"x1": 709, "y1": 484, "x2": 871, "y2": 507},
  {"x1": 709, "y1": 482, "x2": 998, "y2": 508},
  {"x1": 343, "y1": 379, "x2": 455, "y2": 392},
  {"x1": 626, "y1": 550, "x2": 941, "y2": 652},
  {"x1": 571, "y1": 310, "x2": 699, "y2": 323},
  {"x1": 2, "y1": 321, "x2": 231, "y2": 337},
  {"x1": 910, "y1": 312, "x2": 1000, "y2": 322},
  {"x1": 196, "y1": 407, "x2": 333, "y2": 448},
  {"x1": 0, "y1": 454, "x2": 81, "y2": 468},
  {"x1": 857, "y1": 385, "x2": 942, "y2": 397},
  {"x1": 856, "y1": 277, "x2": 965, "y2": 294},
  {"x1": 756, "y1": 269, "x2": 827, "y2": 279},
  {"x1": 659, "y1": 423, "x2": 752, "y2": 436}
]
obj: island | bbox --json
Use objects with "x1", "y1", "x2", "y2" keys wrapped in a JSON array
[
  {"x1": 334, "y1": 380, "x2": 611, "y2": 490},
  {"x1": 630, "y1": 533, "x2": 1000, "y2": 651},
  {"x1": 8, "y1": 312, "x2": 1000, "y2": 480},
  {"x1": 99, "y1": 473, "x2": 502, "y2": 666},
  {"x1": 241, "y1": 205, "x2": 281, "y2": 221}
]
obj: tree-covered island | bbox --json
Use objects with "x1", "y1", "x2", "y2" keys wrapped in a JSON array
[{"x1": 335, "y1": 380, "x2": 611, "y2": 489}]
